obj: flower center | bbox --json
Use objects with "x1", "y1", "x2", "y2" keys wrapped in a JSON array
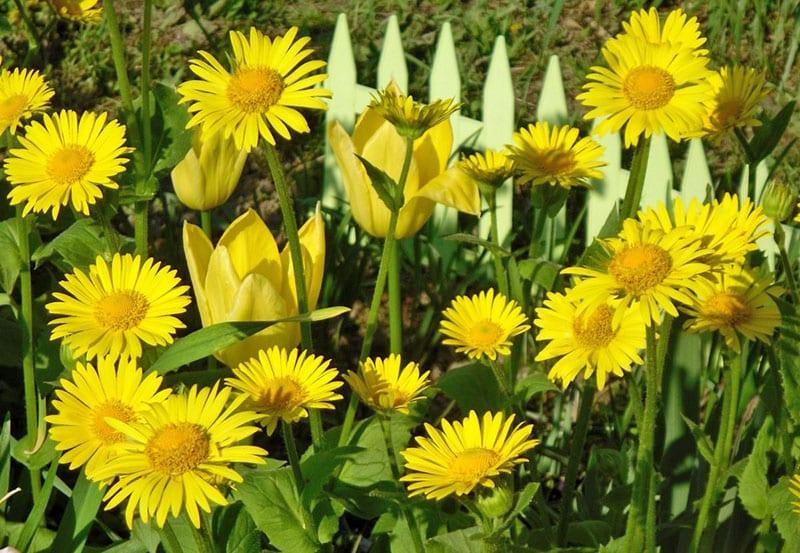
[
  {"x1": 47, "y1": 145, "x2": 95, "y2": 186},
  {"x1": 703, "y1": 292, "x2": 752, "y2": 327},
  {"x1": 92, "y1": 399, "x2": 136, "y2": 445},
  {"x1": 573, "y1": 304, "x2": 616, "y2": 348},
  {"x1": 52, "y1": 0, "x2": 85, "y2": 16},
  {"x1": 466, "y1": 320, "x2": 505, "y2": 348},
  {"x1": 94, "y1": 290, "x2": 150, "y2": 331},
  {"x1": 712, "y1": 99, "x2": 744, "y2": 130},
  {"x1": 536, "y1": 149, "x2": 576, "y2": 177},
  {"x1": 256, "y1": 378, "x2": 306, "y2": 415},
  {"x1": 608, "y1": 244, "x2": 672, "y2": 294},
  {"x1": 449, "y1": 447, "x2": 500, "y2": 484},
  {"x1": 227, "y1": 67, "x2": 284, "y2": 113},
  {"x1": 145, "y1": 422, "x2": 210, "y2": 476},
  {"x1": 0, "y1": 94, "x2": 29, "y2": 123},
  {"x1": 623, "y1": 66, "x2": 676, "y2": 110}
]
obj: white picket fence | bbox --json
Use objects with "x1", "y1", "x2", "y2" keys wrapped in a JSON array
[{"x1": 321, "y1": 14, "x2": 776, "y2": 258}]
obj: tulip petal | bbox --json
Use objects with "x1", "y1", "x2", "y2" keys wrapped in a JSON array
[
  {"x1": 204, "y1": 245, "x2": 243, "y2": 324},
  {"x1": 171, "y1": 149, "x2": 204, "y2": 210},
  {"x1": 280, "y1": 203, "x2": 326, "y2": 311},
  {"x1": 217, "y1": 209, "x2": 283, "y2": 291},
  {"x1": 413, "y1": 120, "x2": 452, "y2": 184},
  {"x1": 182, "y1": 222, "x2": 214, "y2": 325},
  {"x1": 411, "y1": 165, "x2": 481, "y2": 215}
]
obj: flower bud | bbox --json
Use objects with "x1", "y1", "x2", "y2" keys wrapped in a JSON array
[
  {"x1": 761, "y1": 179, "x2": 797, "y2": 223},
  {"x1": 474, "y1": 482, "x2": 514, "y2": 519}
]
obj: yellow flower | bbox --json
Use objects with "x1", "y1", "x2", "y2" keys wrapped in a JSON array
[
  {"x1": 506, "y1": 122, "x2": 605, "y2": 188},
  {"x1": 578, "y1": 33, "x2": 713, "y2": 147},
  {"x1": 50, "y1": 0, "x2": 102, "y2": 21},
  {"x1": 225, "y1": 346, "x2": 343, "y2": 434},
  {"x1": 5, "y1": 110, "x2": 132, "y2": 219},
  {"x1": 177, "y1": 26, "x2": 331, "y2": 152},
  {"x1": 46, "y1": 357, "x2": 171, "y2": 480},
  {"x1": 400, "y1": 411, "x2": 539, "y2": 500},
  {"x1": 47, "y1": 254, "x2": 191, "y2": 362},
  {"x1": 171, "y1": 128, "x2": 248, "y2": 211},
  {"x1": 439, "y1": 289, "x2": 530, "y2": 361},
  {"x1": 683, "y1": 265, "x2": 781, "y2": 352},
  {"x1": 0, "y1": 67, "x2": 53, "y2": 136},
  {"x1": 328, "y1": 104, "x2": 480, "y2": 239},
  {"x1": 92, "y1": 383, "x2": 267, "y2": 528},
  {"x1": 704, "y1": 65, "x2": 769, "y2": 135},
  {"x1": 564, "y1": 219, "x2": 709, "y2": 326},
  {"x1": 620, "y1": 8, "x2": 707, "y2": 53},
  {"x1": 459, "y1": 149, "x2": 516, "y2": 188},
  {"x1": 368, "y1": 82, "x2": 460, "y2": 139},
  {"x1": 637, "y1": 193, "x2": 768, "y2": 270},
  {"x1": 343, "y1": 354, "x2": 430, "y2": 414},
  {"x1": 183, "y1": 207, "x2": 325, "y2": 367}
]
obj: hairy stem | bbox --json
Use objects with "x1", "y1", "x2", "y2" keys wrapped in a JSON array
[{"x1": 619, "y1": 137, "x2": 651, "y2": 221}]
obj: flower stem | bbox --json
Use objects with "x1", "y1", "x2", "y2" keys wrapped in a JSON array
[
  {"x1": 690, "y1": 352, "x2": 741, "y2": 553},
  {"x1": 774, "y1": 224, "x2": 798, "y2": 303},
  {"x1": 15, "y1": 206, "x2": 40, "y2": 499},
  {"x1": 388, "y1": 240, "x2": 402, "y2": 354},
  {"x1": 378, "y1": 416, "x2": 426, "y2": 553},
  {"x1": 282, "y1": 420, "x2": 304, "y2": 492},
  {"x1": 135, "y1": 0, "x2": 154, "y2": 258},
  {"x1": 12, "y1": 0, "x2": 42, "y2": 59},
  {"x1": 619, "y1": 137, "x2": 651, "y2": 222},
  {"x1": 200, "y1": 210, "x2": 212, "y2": 239},
  {"x1": 486, "y1": 358, "x2": 511, "y2": 401},
  {"x1": 487, "y1": 191, "x2": 509, "y2": 297},
  {"x1": 556, "y1": 383, "x2": 595, "y2": 545},
  {"x1": 625, "y1": 325, "x2": 659, "y2": 553}
]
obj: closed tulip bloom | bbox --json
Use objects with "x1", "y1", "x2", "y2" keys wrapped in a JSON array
[
  {"x1": 328, "y1": 105, "x2": 480, "y2": 239},
  {"x1": 183, "y1": 207, "x2": 325, "y2": 367},
  {"x1": 171, "y1": 130, "x2": 247, "y2": 211}
]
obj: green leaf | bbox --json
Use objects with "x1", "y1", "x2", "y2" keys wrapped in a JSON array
[
  {"x1": 0, "y1": 413, "x2": 11, "y2": 511},
  {"x1": 355, "y1": 154, "x2": 400, "y2": 211},
  {"x1": 768, "y1": 476, "x2": 800, "y2": 550},
  {"x1": 234, "y1": 466, "x2": 320, "y2": 553},
  {"x1": 443, "y1": 232, "x2": 511, "y2": 257},
  {"x1": 437, "y1": 363, "x2": 503, "y2": 412},
  {"x1": 148, "y1": 306, "x2": 350, "y2": 374},
  {"x1": 775, "y1": 302, "x2": 800, "y2": 423},
  {"x1": 0, "y1": 219, "x2": 22, "y2": 293},
  {"x1": 151, "y1": 82, "x2": 194, "y2": 176},
  {"x1": 426, "y1": 527, "x2": 482, "y2": 553},
  {"x1": 737, "y1": 417, "x2": 773, "y2": 520},
  {"x1": 517, "y1": 258, "x2": 560, "y2": 289},
  {"x1": 750, "y1": 101, "x2": 796, "y2": 162},
  {"x1": 300, "y1": 445, "x2": 361, "y2": 510},
  {"x1": 515, "y1": 372, "x2": 559, "y2": 403},
  {"x1": 31, "y1": 218, "x2": 111, "y2": 270},
  {"x1": 213, "y1": 502, "x2": 261, "y2": 553},
  {"x1": 680, "y1": 414, "x2": 715, "y2": 466},
  {"x1": 503, "y1": 482, "x2": 540, "y2": 527},
  {"x1": 567, "y1": 520, "x2": 613, "y2": 547},
  {"x1": 50, "y1": 471, "x2": 104, "y2": 553},
  {"x1": 15, "y1": 461, "x2": 58, "y2": 552}
]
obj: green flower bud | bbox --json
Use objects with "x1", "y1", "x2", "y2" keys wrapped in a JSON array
[
  {"x1": 761, "y1": 179, "x2": 797, "y2": 223},
  {"x1": 475, "y1": 483, "x2": 514, "y2": 519}
]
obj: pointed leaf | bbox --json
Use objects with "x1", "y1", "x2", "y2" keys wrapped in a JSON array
[{"x1": 355, "y1": 154, "x2": 400, "y2": 212}]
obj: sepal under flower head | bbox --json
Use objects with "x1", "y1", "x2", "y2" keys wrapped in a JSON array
[{"x1": 369, "y1": 82, "x2": 460, "y2": 140}]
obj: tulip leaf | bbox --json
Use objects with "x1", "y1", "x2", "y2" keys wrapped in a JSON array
[
  {"x1": 443, "y1": 233, "x2": 511, "y2": 257},
  {"x1": 148, "y1": 306, "x2": 350, "y2": 374},
  {"x1": 354, "y1": 154, "x2": 401, "y2": 212},
  {"x1": 749, "y1": 101, "x2": 796, "y2": 162}
]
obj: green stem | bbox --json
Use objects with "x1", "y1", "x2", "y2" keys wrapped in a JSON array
[
  {"x1": 200, "y1": 210, "x2": 212, "y2": 239},
  {"x1": 487, "y1": 191, "x2": 509, "y2": 297},
  {"x1": 282, "y1": 421, "x2": 304, "y2": 492},
  {"x1": 135, "y1": 0, "x2": 154, "y2": 258},
  {"x1": 16, "y1": 207, "x2": 40, "y2": 499},
  {"x1": 774, "y1": 224, "x2": 798, "y2": 303},
  {"x1": 102, "y1": 0, "x2": 135, "y2": 116},
  {"x1": 378, "y1": 416, "x2": 426, "y2": 553},
  {"x1": 625, "y1": 325, "x2": 659, "y2": 553},
  {"x1": 619, "y1": 137, "x2": 651, "y2": 221},
  {"x1": 486, "y1": 358, "x2": 511, "y2": 402},
  {"x1": 690, "y1": 352, "x2": 742, "y2": 553},
  {"x1": 12, "y1": 0, "x2": 42, "y2": 58},
  {"x1": 556, "y1": 383, "x2": 596, "y2": 545},
  {"x1": 388, "y1": 239, "x2": 402, "y2": 354}
]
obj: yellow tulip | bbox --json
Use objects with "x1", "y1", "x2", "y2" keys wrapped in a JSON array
[
  {"x1": 328, "y1": 106, "x2": 480, "y2": 239},
  {"x1": 183, "y1": 206, "x2": 325, "y2": 367},
  {"x1": 171, "y1": 129, "x2": 248, "y2": 211}
]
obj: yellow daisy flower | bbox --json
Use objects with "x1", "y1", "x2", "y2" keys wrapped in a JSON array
[
  {"x1": 46, "y1": 357, "x2": 170, "y2": 480},
  {"x1": 343, "y1": 354, "x2": 430, "y2": 414},
  {"x1": 459, "y1": 149, "x2": 516, "y2": 188},
  {"x1": 92, "y1": 383, "x2": 267, "y2": 528},
  {"x1": 50, "y1": 0, "x2": 103, "y2": 21},
  {"x1": 683, "y1": 265, "x2": 782, "y2": 352},
  {"x1": 564, "y1": 219, "x2": 710, "y2": 326},
  {"x1": 400, "y1": 411, "x2": 539, "y2": 500},
  {"x1": 620, "y1": 8, "x2": 707, "y2": 53},
  {"x1": 225, "y1": 346, "x2": 343, "y2": 434},
  {"x1": 578, "y1": 33, "x2": 713, "y2": 147},
  {"x1": 506, "y1": 122, "x2": 605, "y2": 188},
  {"x1": 704, "y1": 65, "x2": 769, "y2": 135},
  {"x1": 177, "y1": 26, "x2": 331, "y2": 152},
  {"x1": 47, "y1": 254, "x2": 191, "y2": 363},
  {"x1": 638, "y1": 193, "x2": 768, "y2": 269},
  {"x1": 439, "y1": 289, "x2": 530, "y2": 361},
  {"x1": 5, "y1": 110, "x2": 132, "y2": 219},
  {"x1": 369, "y1": 82, "x2": 460, "y2": 139},
  {"x1": 0, "y1": 67, "x2": 54, "y2": 136},
  {"x1": 534, "y1": 290, "x2": 646, "y2": 389}
]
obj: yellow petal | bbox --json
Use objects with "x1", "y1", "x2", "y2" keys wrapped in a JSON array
[
  {"x1": 412, "y1": 166, "x2": 481, "y2": 215},
  {"x1": 171, "y1": 148, "x2": 205, "y2": 210},
  {"x1": 197, "y1": 130, "x2": 247, "y2": 209},
  {"x1": 182, "y1": 222, "x2": 214, "y2": 325},
  {"x1": 217, "y1": 209, "x2": 282, "y2": 290},
  {"x1": 204, "y1": 245, "x2": 242, "y2": 324},
  {"x1": 280, "y1": 203, "x2": 326, "y2": 310},
  {"x1": 396, "y1": 197, "x2": 436, "y2": 239},
  {"x1": 413, "y1": 120, "x2": 452, "y2": 184}
]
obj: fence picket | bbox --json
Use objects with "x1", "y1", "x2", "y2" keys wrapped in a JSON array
[
  {"x1": 640, "y1": 133, "x2": 673, "y2": 210},
  {"x1": 680, "y1": 138, "x2": 713, "y2": 202},
  {"x1": 586, "y1": 119, "x2": 623, "y2": 240},
  {"x1": 377, "y1": 15, "x2": 408, "y2": 92}
]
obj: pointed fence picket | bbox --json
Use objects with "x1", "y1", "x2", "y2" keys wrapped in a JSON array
[{"x1": 322, "y1": 14, "x2": 741, "y2": 251}]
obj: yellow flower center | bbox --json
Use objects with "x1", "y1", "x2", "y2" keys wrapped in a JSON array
[
  {"x1": 227, "y1": 67, "x2": 284, "y2": 113},
  {"x1": 712, "y1": 99, "x2": 744, "y2": 130},
  {"x1": 608, "y1": 244, "x2": 672, "y2": 294},
  {"x1": 536, "y1": 149, "x2": 576, "y2": 178},
  {"x1": 256, "y1": 378, "x2": 306, "y2": 415},
  {"x1": 573, "y1": 304, "x2": 616, "y2": 348},
  {"x1": 47, "y1": 145, "x2": 95, "y2": 185},
  {"x1": 94, "y1": 290, "x2": 150, "y2": 331},
  {"x1": 703, "y1": 292, "x2": 752, "y2": 327},
  {"x1": 145, "y1": 422, "x2": 210, "y2": 476},
  {"x1": 466, "y1": 320, "x2": 505, "y2": 348},
  {"x1": 92, "y1": 399, "x2": 136, "y2": 445},
  {"x1": 449, "y1": 447, "x2": 500, "y2": 484},
  {"x1": 623, "y1": 66, "x2": 676, "y2": 110},
  {"x1": 0, "y1": 94, "x2": 29, "y2": 123}
]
